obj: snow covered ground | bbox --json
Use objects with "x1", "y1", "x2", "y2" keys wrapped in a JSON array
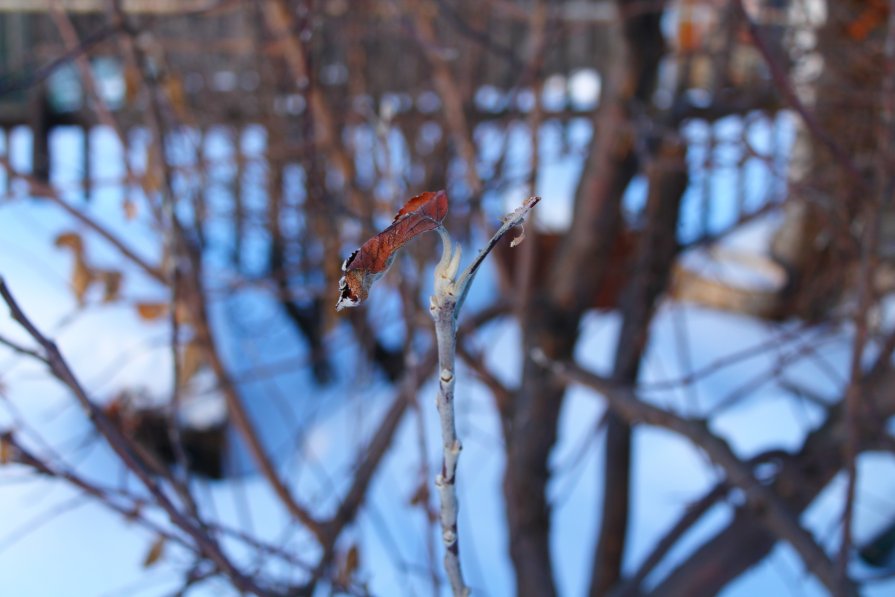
[{"x1": 1, "y1": 107, "x2": 894, "y2": 597}]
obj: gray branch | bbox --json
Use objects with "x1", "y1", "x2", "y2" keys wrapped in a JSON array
[{"x1": 429, "y1": 196, "x2": 539, "y2": 596}]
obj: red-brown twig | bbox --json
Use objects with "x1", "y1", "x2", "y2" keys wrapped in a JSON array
[
  {"x1": 0, "y1": 277, "x2": 270, "y2": 595},
  {"x1": 533, "y1": 351, "x2": 857, "y2": 597}
]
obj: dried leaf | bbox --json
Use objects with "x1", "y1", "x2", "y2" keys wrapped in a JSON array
[
  {"x1": 337, "y1": 190, "x2": 448, "y2": 310},
  {"x1": 337, "y1": 544, "x2": 361, "y2": 587},
  {"x1": 53, "y1": 231, "x2": 83, "y2": 252},
  {"x1": 100, "y1": 270, "x2": 123, "y2": 303},
  {"x1": 123, "y1": 199, "x2": 138, "y2": 221},
  {"x1": 142, "y1": 535, "x2": 166, "y2": 568},
  {"x1": 55, "y1": 232, "x2": 92, "y2": 305},
  {"x1": 71, "y1": 262, "x2": 92, "y2": 305},
  {"x1": 135, "y1": 302, "x2": 168, "y2": 321},
  {"x1": 0, "y1": 435, "x2": 10, "y2": 465}
]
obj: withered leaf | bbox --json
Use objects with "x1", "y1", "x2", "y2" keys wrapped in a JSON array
[
  {"x1": 0, "y1": 435, "x2": 10, "y2": 465},
  {"x1": 100, "y1": 270, "x2": 123, "y2": 303},
  {"x1": 135, "y1": 302, "x2": 168, "y2": 321},
  {"x1": 54, "y1": 232, "x2": 93, "y2": 305},
  {"x1": 142, "y1": 535, "x2": 166, "y2": 568},
  {"x1": 337, "y1": 190, "x2": 448, "y2": 310},
  {"x1": 54, "y1": 231, "x2": 83, "y2": 252},
  {"x1": 337, "y1": 544, "x2": 361, "y2": 587},
  {"x1": 123, "y1": 198, "x2": 138, "y2": 221},
  {"x1": 71, "y1": 262, "x2": 92, "y2": 306}
]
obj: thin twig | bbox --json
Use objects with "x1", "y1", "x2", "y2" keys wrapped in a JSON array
[
  {"x1": 307, "y1": 349, "x2": 436, "y2": 591},
  {"x1": 533, "y1": 352, "x2": 857, "y2": 597},
  {"x1": 455, "y1": 196, "x2": 541, "y2": 310},
  {"x1": 407, "y1": 0, "x2": 484, "y2": 197},
  {"x1": 0, "y1": 158, "x2": 164, "y2": 283},
  {"x1": 0, "y1": 278, "x2": 269, "y2": 595},
  {"x1": 0, "y1": 334, "x2": 49, "y2": 364},
  {"x1": 0, "y1": 431, "x2": 195, "y2": 556},
  {"x1": 732, "y1": 0, "x2": 866, "y2": 192},
  {"x1": 428, "y1": 196, "x2": 539, "y2": 595}
]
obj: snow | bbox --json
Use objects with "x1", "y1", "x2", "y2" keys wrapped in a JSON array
[
  {"x1": 1, "y1": 113, "x2": 895, "y2": 597},
  {"x1": 568, "y1": 69, "x2": 601, "y2": 110}
]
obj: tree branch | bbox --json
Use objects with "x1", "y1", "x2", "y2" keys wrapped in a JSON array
[
  {"x1": 533, "y1": 352, "x2": 858, "y2": 597},
  {"x1": 0, "y1": 277, "x2": 270, "y2": 595},
  {"x1": 428, "y1": 196, "x2": 538, "y2": 596}
]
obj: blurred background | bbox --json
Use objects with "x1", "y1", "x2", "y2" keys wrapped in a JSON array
[{"x1": 0, "y1": 0, "x2": 894, "y2": 595}]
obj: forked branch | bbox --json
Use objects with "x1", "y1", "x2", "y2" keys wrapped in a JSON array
[{"x1": 336, "y1": 192, "x2": 539, "y2": 595}]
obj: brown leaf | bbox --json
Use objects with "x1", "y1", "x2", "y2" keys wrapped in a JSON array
[
  {"x1": 142, "y1": 535, "x2": 166, "y2": 568},
  {"x1": 337, "y1": 190, "x2": 448, "y2": 310},
  {"x1": 135, "y1": 302, "x2": 168, "y2": 321},
  {"x1": 0, "y1": 435, "x2": 10, "y2": 465},
  {"x1": 71, "y1": 261, "x2": 92, "y2": 306},
  {"x1": 54, "y1": 231, "x2": 83, "y2": 252},
  {"x1": 54, "y1": 232, "x2": 92, "y2": 305},
  {"x1": 100, "y1": 270, "x2": 123, "y2": 303},
  {"x1": 337, "y1": 544, "x2": 361, "y2": 587},
  {"x1": 123, "y1": 199, "x2": 138, "y2": 221},
  {"x1": 392, "y1": 190, "x2": 447, "y2": 223}
]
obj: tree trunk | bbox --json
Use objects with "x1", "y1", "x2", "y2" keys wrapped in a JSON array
[{"x1": 503, "y1": 3, "x2": 672, "y2": 595}]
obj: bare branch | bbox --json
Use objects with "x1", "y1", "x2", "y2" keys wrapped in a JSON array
[
  {"x1": 0, "y1": 277, "x2": 270, "y2": 595},
  {"x1": 425, "y1": 195, "x2": 539, "y2": 595},
  {"x1": 533, "y1": 352, "x2": 857, "y2": 597}
]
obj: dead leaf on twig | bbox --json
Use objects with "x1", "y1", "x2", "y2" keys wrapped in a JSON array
[{"x1": 337, "y1": 190, "x2": 448, "y2": 310}]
